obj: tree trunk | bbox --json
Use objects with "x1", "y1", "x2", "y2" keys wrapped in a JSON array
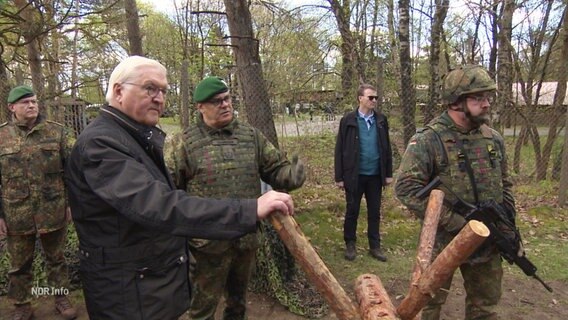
[
  {"x1": 387, "y1": 0, "x2": 400, "y2": 79},
  {"x1": 409, "y1": 190, "x2": 445, "y2": 320},
  {"x1": 269, "y1": 213, "x2": 361, "y2": 320},
  {"x1": 396, "y1": 221, "x2": 490, "y2": 320},
  {"x1": 354, "y1": 274, "x2": 398, "y2": 320},
  {"x1": 556, "y1": 4, "x2": 568, "y2": 206},
  {"x1": 560, "y1": 121, "x2": 568, "y2": 207},
  {"x1": 376, "y1": 59, "x2": 384, "y2": 104},
  {"x1": 496, "y1": 0, "x2": 516, "y2": 131},
  {"x1": 540, "y1": 4, "x2": 568, "y2": 181},
  {"x1": 180, "y1": 59, "x2": 190, "y2": 130},
  {"x1": 426, "y1": 0, "x2": 449, "y2": 125},
  {"x1": 328, "y1": 0, "x2": 357, "y2": 104},
  {"x1": 398, "y1": 0, "x2": 416, "y2": 145},
  {"x1": 71, "y1": 0, "x2": 80, "y2": 98},
  {"x1": 124, "y1": 0, "x2": 144, "y2": 56},
  {"x1": 14, "y1": 0, "x2": 44, "y2": 102},
  {"x1": 0, "y1": 59, "x2": 9, "y2": 122},
  {"x1": 223, "y1": 0, "x2": 279, "y2": 147}
]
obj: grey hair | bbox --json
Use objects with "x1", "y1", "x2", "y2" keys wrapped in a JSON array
[{"x1": 105, "y1": 56, "x2": 167, "y2": 103}]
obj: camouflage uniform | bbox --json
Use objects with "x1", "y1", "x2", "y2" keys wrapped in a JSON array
[
  {"x1": 0, "y1": 114, "x2": 74, "y2": 304},
  {"x1": 395, "y1": 66, "x2": 515, "y2": 320},
  {"x1": 168, "y1": 117, "x2": 305, "y2": 320}
]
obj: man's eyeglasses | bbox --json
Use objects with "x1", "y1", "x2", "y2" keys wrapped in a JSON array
[
  {"x1": 365, "y1": 96, "x2": 379, "y2": 101},
  {"x1": 206, "y1": 95, "x2": 232, "y2": 107},
  {"x1": 467, "y1": 94, "x2": 494, "y2": 104},
  {"x1": 123, "y1": 82, "x2": 168, "y2": 98}
]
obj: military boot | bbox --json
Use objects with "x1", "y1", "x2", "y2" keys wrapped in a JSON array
[
  {"x1": 12, "y1": 303, "x2": 33, "y2": 320},
  {"x1": 55, "y1": 295, "x2": 78, "y2": 319},
  {"x1": 344, "y1": 242, "x2": 356, "y2": 261}
]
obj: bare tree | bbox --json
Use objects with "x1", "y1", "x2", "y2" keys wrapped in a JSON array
[
  {"x1": 557, "y1": 1, "x2": 568, "y2": 206},
  {"x1": 426, "y1": 0, "x2": 449, "y2": 125},
  {"x1": 495, "y1": 0, "x2": 516, "y2": 132},
  {"x1": 0, "y1": 57, "x2": 9, "y2": 122},
  {"x1": 124, "y1": 0, "x2": 143, "y2": 55},
  {"x1": 399, "y1": 0, "x2": 416, "y2": 144},
  {"x1": 13, "y1": 0, "x2": 44, "y2": 101},
  {"x1": 174, "y1": 1, "x2": 193, "y2": 129},
  {"x1": 511, "y1": 0, "x2": 561, "y2": 180},
  {"x1": 328, "y1": 0, "x2": 357, "y2": 103},
  {"x1": 223, "y1": 0, "x2": 279, "y2": 147}
]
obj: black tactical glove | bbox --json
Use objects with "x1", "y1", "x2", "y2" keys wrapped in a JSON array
[{"x1": 500, "y1": 201, "x2": 517, "y2": 225}]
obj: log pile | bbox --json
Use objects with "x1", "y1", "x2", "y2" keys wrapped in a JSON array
[{"x1": 269, "y1": 189, "x2": 490, "y2": 320}]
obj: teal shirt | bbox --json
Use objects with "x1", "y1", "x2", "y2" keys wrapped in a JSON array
[{"x1": 357, "y1": 115, "x2": 380, "y2": 175}]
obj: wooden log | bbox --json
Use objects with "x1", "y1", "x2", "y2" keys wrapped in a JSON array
[
  {"x1": 355, "y1": 274, "x2": 399, "y2": 320},
  {"x1": 269, "y1": 213, "x2": 361, "y2": 320},
  {"x1": 410, "y1": 190, "x2": 445, "y2": 320},
  {"x1": 396, "y1": 220, "x2": 490, "y2": 320}
]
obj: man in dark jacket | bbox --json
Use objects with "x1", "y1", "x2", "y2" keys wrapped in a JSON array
[
  {"x1": 64, "y1": 56, "x2": 294, "y2": 320},
  {"x1": 334, "y1": 83, "x2": 393, "y2": 262}
]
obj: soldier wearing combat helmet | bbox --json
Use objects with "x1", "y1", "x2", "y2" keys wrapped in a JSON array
[
  {"x1": 395, "y1": 65, "x2": 518, "y2": 320},
  {"x1": 0, "y1": 85, "x2": 77, "y2": 320}
]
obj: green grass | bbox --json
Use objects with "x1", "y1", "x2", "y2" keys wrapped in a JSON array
[{"x1": 285, "y1": 131, "x2": 567, "y2": 288}]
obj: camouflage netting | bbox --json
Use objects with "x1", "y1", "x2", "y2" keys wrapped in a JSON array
[{"x1": 249, "y1": 220, "x2": 329, "y2": 319}]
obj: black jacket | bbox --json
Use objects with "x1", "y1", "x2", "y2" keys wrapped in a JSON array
[
  {"x1": 65, "y1": 106, "x2": 258, "y2": 320},
  {"x1": 334, "y1": 109, "x2": 393, "y2": 191}
]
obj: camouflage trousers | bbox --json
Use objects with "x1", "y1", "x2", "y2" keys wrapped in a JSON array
[
  {"x1": 7, "y1": 226, "x2": 70, "y2": 305},
  {"x1": 189, "y1": 244, "x2": 256, "y2": 320},
  {"x1": 421, "y1": 253, "x2": 503, "y2": 320}
]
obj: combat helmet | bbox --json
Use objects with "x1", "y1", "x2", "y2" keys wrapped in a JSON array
[{"x1": 441, "y1": 65, "x2": 496, "y2": 105}]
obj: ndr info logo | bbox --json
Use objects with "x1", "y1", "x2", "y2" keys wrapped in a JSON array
[{"x1": 31, "y1": 286, "x2": 70, "y2": 296}]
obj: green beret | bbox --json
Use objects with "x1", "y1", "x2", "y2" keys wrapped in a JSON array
[
  {"x1": 7, "y1": 85, "x2": 35, "y2": 103},
  {"x1": 193, "y1": 77, "x2": 229, "y2": 103}
]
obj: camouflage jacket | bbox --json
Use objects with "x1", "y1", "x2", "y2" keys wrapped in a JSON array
[
  {"x1": 395, "y1": 111, "x2": 515, "y2": 261},
  {"x1": 0, "y1": 115, "x2": 73, "y2": 235},
  {"x1": 167, "y1": 117, "x2": 305, "y2": 253}
]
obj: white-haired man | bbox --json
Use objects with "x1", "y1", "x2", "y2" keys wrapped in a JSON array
[{"x1": 64, "y1": 56, "x2": 295, "y2": 320}]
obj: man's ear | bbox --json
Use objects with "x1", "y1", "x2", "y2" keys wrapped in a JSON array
[
  {"x1": 7, "y1": 104, "x2": 15, "y2": 113},
  {"x1": 113, "y1": 83, "x2": 124, "y2": 103}
]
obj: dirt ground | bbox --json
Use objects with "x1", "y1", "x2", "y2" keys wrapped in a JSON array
[{"x1": 0, "y1": 272, "x2": 565, "y2": 319}]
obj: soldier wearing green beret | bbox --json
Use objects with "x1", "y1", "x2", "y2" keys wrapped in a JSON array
[
  {"x1": 0, "y1": 85, "x2": 77, "y2": 320},
  {"x1": 167, "y1": 76, "x2": 306, "y2": 320},
  {"x1": 395, "y1": 65, "x2": 517, "y2": 320}
]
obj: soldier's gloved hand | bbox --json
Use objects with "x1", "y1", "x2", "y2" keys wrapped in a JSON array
[{"x1": 290, "y1": 155, "x2": 306, "y2": 187}]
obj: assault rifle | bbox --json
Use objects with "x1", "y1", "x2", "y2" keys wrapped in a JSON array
[{"x1": 416, "y1": 176, "x2": 553, "y2": 292}]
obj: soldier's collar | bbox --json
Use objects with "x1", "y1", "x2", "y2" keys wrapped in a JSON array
[
  {"x1": 11, "y1": 113, "x2": 44, "y2": 130},
  {"x1": 198, "y1": 116, "x2": 236, "y2": 136}
]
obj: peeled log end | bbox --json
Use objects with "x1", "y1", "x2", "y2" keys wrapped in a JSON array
[{"x1": 469, "y1": 219, "x2": 490, "y2": 238}]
